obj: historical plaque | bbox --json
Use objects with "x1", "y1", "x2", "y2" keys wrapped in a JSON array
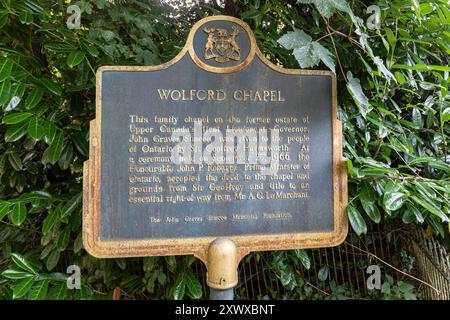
[{"x1": 83, "y1": 16, "x2": 348, "y2": 263}]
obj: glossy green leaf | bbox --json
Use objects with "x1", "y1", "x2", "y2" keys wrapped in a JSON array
[
  {"x1": 48, "y1": 282, "x2": 68, "y2": 300},
  {"x1": 12, "y1": 276, "x2": 36, "y2": 299},
  {"x1": 11, "y1": 202, "x2": 27, "y2": 225},
  {"x1": 318, "y1": 265, "x2": 329, "y2": 281},
  {"x1": 27, "y1": 116, "x2": 46, "y2": 140},
  {"x1": 1, "y1": 268, "x2": 34, "y2": 280},
  {"x1": 348, "y1": 205, "x2": 367, "y2": 236},
  {"x1": 45, "y1": 131, "x2": 64, "y2": 164},
  {"x1": 2, "y1": 112, "x2": 32, "y2": 124},
  {"x1": 294, "y1": 249, "x2": 311, "y2": 269},
  {"x1": 383, "y1": 190, "x2": 405, "y2": 211},
  {"x1": 8, "y1": 152, "x2": 23, "y2": 171},
  {"x1": 25, "y1": 88, "x2": 44, "y2": 109},
  {"x1": 57, "y1": 227, "x2": 71, "y2": 251},
  {"x1": 0, "y1": 79, "x2": 11, "y2": 107},
  {"x1": 82, "y1": 43, "x2": 99, "y2": 57},
  {"x1": 39, "y1": 78, "x2": 62, "y2": 96},
  {"x1": 5, "y1": 121, "x2": 29, "y2": 142},
  {"x1": 411, "y1": 196, "x2": 449, "y2": 222},
  {"x1": 19, "y1": 11, "x2": 33, "y2": 25},
  {"x1": 10, "y1": 253, "x2": 38, "y2": 274},
  {"x1": 46, "y1": 250, "x2": 60, "y2": 271},
  {"x1": 0, "y1": 58, "x2": 13, "y2": 82},
  {"x1": 412, "y1": 108, "x2": 423, "y2": 127},
  {"x1": 361, "y1": 200, "x2": 381, "y2": 223},
  {"x1": 28, "y1": 280, "x2": 49, "y2": 300},
  {"x1": 347, "y1": 72, "x2": 372, "y2": 118},
  {"x1": 61, "y1": 192, "x2": 82, "y2": 219},
  {"x1": 42, "y1": 208, "x2": 60, "y2": 236},
  {"x1": 66, "y1": 51, "x2": 85, "y2": 68},
  {"x1": 0, "y1": 201, "x2": 11, "y2": 220},
  {"x1": 71, "y1": 132, "x2": 88, "y2": 156},
  {"x1": 58, "y1": 143, "x2": 74, "y2": 170},
  {"x1": 45, "y1": 121, "x2": 58, "y2": 144},
  {"x1": 185, "y1": 273, "x2": 202, "y2": 299},
  {"x1": 173, "y1": 274, "x2": 186, "y2": 300},
  {"x1": 44, "y1": 43, "x2": 76, "y2": 52}
]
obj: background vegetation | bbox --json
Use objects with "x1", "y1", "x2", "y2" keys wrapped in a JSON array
[{"x1": 0, "y1": 0, "x2": 448, "y2": 299}]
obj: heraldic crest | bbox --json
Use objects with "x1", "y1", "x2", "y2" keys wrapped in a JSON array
[{"x1": 203, "y1": 26, "x2": 241, "y2": 63}]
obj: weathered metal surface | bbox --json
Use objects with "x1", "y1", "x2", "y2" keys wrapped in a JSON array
[{"x1": 83, "y1": 15, "x2": 347, "y2": 263}]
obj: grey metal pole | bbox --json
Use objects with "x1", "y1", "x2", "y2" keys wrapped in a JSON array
[
  {"x1": 210, "y1": 288, "x2": 234, "y2": 300},
  {"x1": 206, "y1": 238, "x2": 238, "y2": 301}
]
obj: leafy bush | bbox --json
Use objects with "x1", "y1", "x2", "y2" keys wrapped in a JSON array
[{"x1": 0, "y1": 0, "x2": 448, "y2": 299}]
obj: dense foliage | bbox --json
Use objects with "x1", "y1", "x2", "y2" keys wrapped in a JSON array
[{"x1": 0, "y1": 0, "x2": 448, "y2": 299}]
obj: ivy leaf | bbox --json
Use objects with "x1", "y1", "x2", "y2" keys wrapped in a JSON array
[
  {"x1": 11, "y1": 202, "x2": 27, "y2": 226},
  {"x1": 347, "y1": 71, "x2": 372, "y2": 118},
  {"x1": 348, "y1": 204, "x2": 367, "y2": 235},
  {"x1": 66, "y1": 51, "x2": 86, "y2": 68}
]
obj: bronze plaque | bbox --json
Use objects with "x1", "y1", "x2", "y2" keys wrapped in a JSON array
[{"x1": 83, "y1": 16, "x2": 347, "y2": 262}]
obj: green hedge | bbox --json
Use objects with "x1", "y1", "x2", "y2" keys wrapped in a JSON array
[{"x1": 0, "y1": 0, "x2": 448, "y2": 300}]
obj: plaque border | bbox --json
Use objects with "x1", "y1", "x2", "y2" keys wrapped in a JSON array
[{"x1": 83, "y1": 15, "x2": 348, "y2": 264}]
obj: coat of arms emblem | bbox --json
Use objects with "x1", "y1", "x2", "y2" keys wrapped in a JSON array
[{"x1": 203, "y1": 26, "x2": 241, "y2": 63}]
